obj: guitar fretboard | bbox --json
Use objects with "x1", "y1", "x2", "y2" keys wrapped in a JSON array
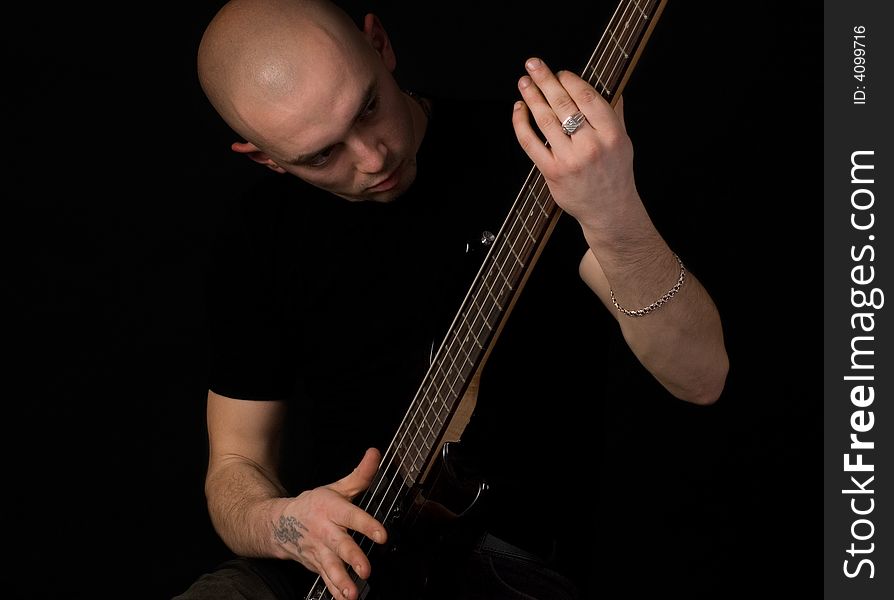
[
  {"x1": 382, "y1": 0, "x2": 664, "y2": 490},
  {"x1": 306, "y1": 2, "x2": 668, "y2": 597}
]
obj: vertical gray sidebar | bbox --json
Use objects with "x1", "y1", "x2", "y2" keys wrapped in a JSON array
[{"x1": 824, "y1": 1, "x2": 892, "y2": 598}]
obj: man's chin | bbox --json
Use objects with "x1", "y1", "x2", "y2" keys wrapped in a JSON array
[
  {"x1": 336, "y1": 160, "x2": 418, "y2": 203},
  {"x1": 370, "y1": 183, "x2": 410, "y2": 203},
  {"x1": 367, "y1": 161, "x2": 417, "y2": 203},
  {"x1": 338, "y1": 184, "x2": 405, "y2": 203}
]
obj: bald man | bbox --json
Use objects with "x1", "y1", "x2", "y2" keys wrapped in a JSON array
[{"x1": 178, "y1": 1, "x2": 728, "y2": 599}]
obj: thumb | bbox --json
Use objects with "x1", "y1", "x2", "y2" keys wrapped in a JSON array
[
  {"x1": 328, "y1": 447, "x2": 382, "y2": 499},
  {"x1": 614, "y1": 94, "x2": 626, "y2": 129}
]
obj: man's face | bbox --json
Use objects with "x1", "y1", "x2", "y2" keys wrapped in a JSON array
[{"x1": 238, "y1": 30, "x2": 421, "y2": 203}]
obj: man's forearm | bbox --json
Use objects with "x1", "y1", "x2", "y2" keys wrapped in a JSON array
[
  {"x1": 579, "y1": 210, "x2": 728, "y2": 404},
  {"x1": 205, "y1": 458, "x2": 290, "y2": 558}
]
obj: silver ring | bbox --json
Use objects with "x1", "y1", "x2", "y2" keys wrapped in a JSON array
[{"x1": 561, "y1": 111, "x2": 587, "y2": 135}]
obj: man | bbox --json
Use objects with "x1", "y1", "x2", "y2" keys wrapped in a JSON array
[{"x1": 178, "y1": 0, "x2": 728, "y2": 598}]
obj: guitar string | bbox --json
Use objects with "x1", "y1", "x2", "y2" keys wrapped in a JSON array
[
  {"x1": 357, "y1": 0, "x2": 651, "y2": 517},
  {"x1": 381, "y1": 0, "x2": 654, "y2": 487},
  {"x1": 354, "y1": 0, "x2": 651, "y2": 542},
  {"x1": 314, "y1": 2, "x2": 649, "y2": 594},
  {"x1": 351, "y1": 0, "x2": 650, "y2": 556},
  {"x1": 330, "y1": 2, "x2": 656, "y2": 589}
]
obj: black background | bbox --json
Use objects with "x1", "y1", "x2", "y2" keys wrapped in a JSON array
[{"x1": 6, "y1": 1, "x2": 819, "y2": 598}]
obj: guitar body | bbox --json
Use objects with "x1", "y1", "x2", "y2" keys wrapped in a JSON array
[
  {"x1": 363, "y1": 442, "x2": 489, "y2": 600},
  {"x1": 305, "y1": 442, "x2": 488, "y2": 600}
]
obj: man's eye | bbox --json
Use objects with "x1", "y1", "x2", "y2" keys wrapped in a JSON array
[
  {"x1": 307, "y1": 148, "x2": 334, "y2": 168},
  {"x1": 360, "y1": 96, "x2": 379, "y2": 120}
]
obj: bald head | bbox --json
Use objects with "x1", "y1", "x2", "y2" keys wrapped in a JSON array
[{"x1": 197, "y1": 0, "x2": 370, "y2": 144}]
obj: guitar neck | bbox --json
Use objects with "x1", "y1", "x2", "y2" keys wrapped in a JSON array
[
  {"x1": 385, "y1": 0, "x2": 668, "y2": 482},
  {"x1": 305, "y1": 3, "x2": 669, "y2": 598},
  {"x1": 363, "y1": 0, "x2": 667, "y2": 540}
]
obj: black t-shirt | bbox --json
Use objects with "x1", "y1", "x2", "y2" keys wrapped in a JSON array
[
  {"x1": 205, "y1": 95, "x2": 653, "y2": 581},
  {"x1": 207, "y1": 96, "x2": 525, "y2": 486}
]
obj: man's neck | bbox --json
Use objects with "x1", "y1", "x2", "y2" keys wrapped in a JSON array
[{"x1": 404, "y1": 90, "x2": 431, "y2": 156}]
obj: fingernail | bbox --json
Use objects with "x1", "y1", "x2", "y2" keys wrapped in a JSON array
[
  {"x1": 514, "y1": 101, "x2": 524, "y2": 111},
  {"x1": 518, "y1": 76, "x2": 531, "y2": 89},
  {"x1": 526, "y1": 57, "x2": 542, "y2": 70}
]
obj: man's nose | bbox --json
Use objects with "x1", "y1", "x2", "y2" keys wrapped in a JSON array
[{"x1": 349, "y1": 133, "x2": 388, "y2": 174}]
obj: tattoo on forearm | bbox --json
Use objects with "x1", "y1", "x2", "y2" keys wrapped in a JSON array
[{"x1": 273, "y1": 515, "x2": 308, "y2": 549}]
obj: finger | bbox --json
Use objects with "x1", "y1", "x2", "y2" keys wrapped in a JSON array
[
  {"x1": 318, "y1": 556, "x2": 355, "y2": 600},
  {"x1": 333, "y1": 502, "x2": 388, "y2": 546},
  {"x1": 328, "y1": 530, "x2": 373, "y2": 580},
  {"x1": 556, "y1": 70, "x2": 621, "y2": 135},
  {"x1": 329, "y1": 447, "x2": 381, "y2": 499},
  {"x1": 511, "y1": 101, "x2": 554, "y2": 167},
  {"x1": 517, "y1": 61, "x2": 572, "y2": 145},
  {"x1": 524, "y1": 57, "x2": 581, "y2": 128}
]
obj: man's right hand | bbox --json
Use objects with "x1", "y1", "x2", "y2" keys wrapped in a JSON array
[{"x1": 270, "y1": 447, "x2": 388, "y2": 600}]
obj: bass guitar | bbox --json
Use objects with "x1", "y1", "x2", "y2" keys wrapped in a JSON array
[{"x1": 305, "y1": 1, "x2": 668, "y2": 597}]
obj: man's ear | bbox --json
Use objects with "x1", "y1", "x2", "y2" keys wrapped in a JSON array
[
  {"x1": 362, "y1": 13, "x2": 396, "y2": 72},
  {"x1": 231, "y1": 141, "x2": 286, "y2": 174}
]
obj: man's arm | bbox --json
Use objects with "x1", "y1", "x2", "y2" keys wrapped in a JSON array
[
  {"x1": 512, "y1": 57, "x2": 728, "y2": 404},
  {"x1": 578, "y1": 242, "x2": 727, "y2": 405},
  {"x1": 205, "y1": 391, "x2": 289, "y2": 556},
  {"x1": 205, "y1": 391, "x2": 388, "y2": 600}
]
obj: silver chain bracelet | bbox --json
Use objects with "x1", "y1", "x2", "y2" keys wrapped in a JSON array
[{"x1": 610, "y1": 253, "x2": 686, "y2": 318}]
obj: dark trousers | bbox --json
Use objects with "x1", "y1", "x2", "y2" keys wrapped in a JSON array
[{"x1": 172, "y1": 534, "x2": 580, "y2": 600}]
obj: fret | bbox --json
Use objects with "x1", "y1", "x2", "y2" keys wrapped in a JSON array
[
  {"x1": 632, "y1": 0, "x2": 649, "y2": 20},
  {"x1": 464, "y1": 331, "x2": 484, "y2": 350},
  {"x1": 433, "y1": 361, "x2": 459, "y2": 398},
  {"x1": 588, "y1": 64, "x2": 612, "y2": 95},
  {"x1": 397, "y1": 426, "x2": 422, "y2": 455},
  {"x1": 444, "y1": 346, "x2": 478, "y2": 392},
  {"x1": 606, "y1": 27, "x2": 629, "y2": 58},
  {"x1": 481, "y1": 295, "x2": 500, "y2": 328},
  {"x1": 417, "y1": 395, "x2": 446, "y2": 427},
  {"x1": 476, "y1": 304, "x2": 496, "y2": 333},
  {"x1": 452, "y1": 334, "x2": 476, "y2": 367},
  {"x1": 453, "y1": 356, "x2": 469, "y2": 382},
  {"x1": 450, "y1": 365, "x2": 467, "y2": 393},
  {"x1": 462, "y1": 318, "x2": 485, "y2": 349},
  {"x1": 466, "y1": 296, "x2": 498, "y2": 334},
  {"x1": 395, "y1": 444, "x2": 420, "y2": 481},
  {"x1": 504, "y1": 239, "x2": 526, "y2": 270},
  {"x1": 406, "y1": 434, "x2": 424, "y2": 458},
  {"x1": 517, "y1": 211, "x2": 538, "y2": 243},
  {"x1": 494, "y1": 243, "x2": 524, "y2": 292},
  {"x1": 488, "y1": 254, "x2": 514, "y2": 294},
  {"x1": 403, "y1": 431, "x2": 431, "y2": 478},
  {"x1": 513, "y1": 207, "x2": 539, "y2": 231},
  {"x1": 344, "y1": 9, "x2": 669, "y2": 596},
  {"x1": 401, "y1": 455, "x2": 420, "y2": 480},
  {"x1": 412, "y1": 455, "x2": 425, "y2": 476},
  {"x1": 467, "y1": 292, "x2": 486, "y2": 320},
  {"x1": 482, "y1": 276, "x2": 504, "y2": 312},
  {"x1": 586, "y1": 1, "x2": 657, "y2": 98},
  {"x1": 423, "y1": 409, "x2": 443, "y2": 433},
  {"x1": 437, "y1": 363, "x2": 466, "y2": 410},
  {"x1": 395, "y1": 445, "x2": 423, "y2": 480},
  {"x1": 467, "y1": 293, "x2": 486, "y2": 318},
  {"x1": 524, "y1": 181, "x2": 540, "y2": 200}
]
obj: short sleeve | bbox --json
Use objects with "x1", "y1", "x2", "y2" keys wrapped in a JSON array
[{"x1": 204, "y1": 187, "x2": 296, "y2": 400}]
